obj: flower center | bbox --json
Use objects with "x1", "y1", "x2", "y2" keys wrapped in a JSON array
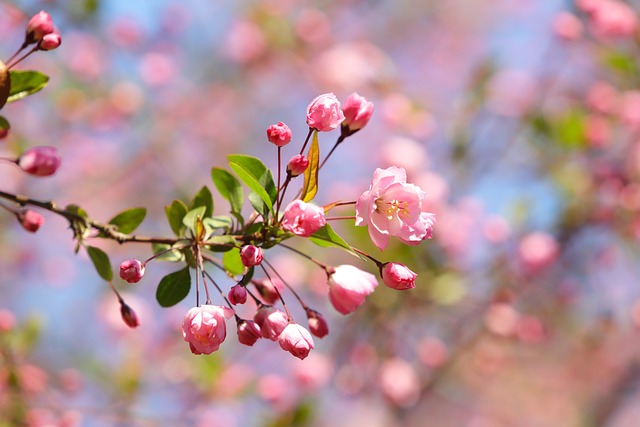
[{"x1": 375, "y1": 198, "x2": 409, "y2": 220}]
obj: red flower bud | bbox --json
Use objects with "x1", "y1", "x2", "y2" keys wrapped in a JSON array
[
  {"x1": 287, "y1": 154, "x2": 309, "y2": 177},
  {"x1": 237, "y1": 319, "x2": 262, "y2": 346},
  {"x1": 18, "y1": 146, "x2": 61, "y2": 177},
  {"x1": 25, "y1": 11, "x2": 54, "y2": 45},
  {"x1": 266, "y1": 121, "x2": 292, "y2": 146},
  {"x1": 38, "y1": 33, "x2": 61, "y2": 51},
  {"x1": 119, "y1": 302, "x2": 140, "y2": 328}
]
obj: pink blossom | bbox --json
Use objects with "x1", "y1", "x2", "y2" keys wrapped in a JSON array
[
  {"x1": 18, "y1": 210, "x2": 44, "y2": 233},
  {"x1": 378, "y1": 358, "x2": 420, "y2": 407},
  {"x1": 0, "y1": 309, "x2": 16, "y2": 332},
  {"x1": 341, "y1": 92, "x2": 374, "y2": 135},
  {"x1": 306, "y1": 309, "x2": 329, "y2": 338},
  {"x1": 281, "y1": 199, "x2": 326, "y2": 237},
  {"x1": 518, "y1": 231, "x2": 559, "y2": 272},
  {"x1": 240, "y1": 245, "x2": 264, "y2": 267},
  {"x1": 228, "y1": 284, "x2": 248, "y2": 305},
  {"x1": 237, "y1": 319, "x2": 262, "y2": 346},
  {"x1": 287, "y1": 154, "x2": 309, "y2": 177},
  {"x1": 328, "y1": 265, "x2": 378, "y2": 314},
  {"x1": 586, "y1": 82, "x2": 618, "y2": 114},
  {"x1": 552, "y1": 12, "x2": 583, "y2": 41},
  {"x1": 588, "y1": 0, "x2": 638, "y2": 39},
  {"x1": 119, "y1": 301, "x2": 140, "y2": 328},
  {"x1": 38, "y1": 32, "x2": 61, "y2": 51},
  {"x1": 182, "y1": 305, "x2": 234, "y2": 354},
  {"x1": 254, "y1": 306, "x2": 288, "y2": 340},
  {"x1": 25, "y1": 11, "x2": 54, "y2": 44},
  {"x1": 278, "y1": 323, "x2": 314, "y2": 360},
  {"x1": 381, "y1": 262, "x2": 417, "y2": 290},
  {"x1": 266, "y1": 122, "x2": 292, "y2": 146},
  {"x1": 306, "y1": 93, "x2": 345, "y2": 132},
  {"x1": 356, "y1": 166, "x2": 435, "y2": 250},
  {"x1": 18, "y1": 146, "x2": 61, "y2": 177},
  {"x1": 119, "y1": 259, "x2": 145, "y2": 283}
]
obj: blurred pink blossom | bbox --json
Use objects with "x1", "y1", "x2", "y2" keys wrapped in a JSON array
[
  {"x1": 552, "y1": 12, "x2": 583, "y2": 41},
  {"x1": 378, "y1": 358, "x2": 420, "y2": 408},
  {"x1": 224, "y1": 20, "x2": 266, "y2": 64},
  {"x1": 518, "y1": 231, "x2": 559, "y2": 272},
  {"x1": 586, "y1": 81, "x2": 619, "y2": 115},
  {"x1": 328, "y1": 265, "x2": 378, "y2": 314},
  {"x1": 486, "y1": 69, "x2": 537, "y2": 117}
]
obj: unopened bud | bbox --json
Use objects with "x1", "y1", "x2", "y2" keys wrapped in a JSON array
[
  {"x1": 25, "y1": 11, "x2": 54, "y2": 45},
  {"x1": 306, "y1": 309, "x2": 329, "y2": 338},
  {"x1": 287, "y1": 154, "x2": 309, "y2": 177},
  {"x1": 266, "y1": 121, "x2": 292, "y2": 146},
  {"x1": 240, "y1": 245, "x2": 263, "y2": 267},
  {"x1": 237, "y1": 319, "x2": 262, "y2": 346},
  {"x1": 18, "y1": 146, "x2": 61, "y2": 177},
  {"x1": 18, "y1": 210, "x2": 44, "y2": 233},
  {"x1": 228, "y1": 284, "x2": 247, "y2": 305},
  {"x1": 38, "y1": 33, "x2": 61, "y2": 51},
  {"x1": 119, "y1": 259, "x2": 145, "y2": 283},
  {"x1": 119, "y1": 301, "x2": 140, "y2": 328}
]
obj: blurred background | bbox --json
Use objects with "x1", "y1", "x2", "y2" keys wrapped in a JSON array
[{"x1": 2, "y1": 0, "x2": 640, "y2": 425}]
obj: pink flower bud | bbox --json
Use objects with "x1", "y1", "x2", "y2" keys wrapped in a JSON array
[
  {"x1": 119, "y1": 302, "x2": 140, "y2": 328},
  {"x1": 278, "y1": 323, "x2": 314, "y2": 360},
  {"x1": 254, "y1": 306, "x2": 288, "y2": 340},
  {"x1": 18, "y1": 210, "x2": 44, "y2": 233},
  {"x1": 240, "y1": 245, "x2": 264, "y2": 267},
  {"x1": 0, "y1": 309, "x2": 16, "y2": 333},
  {"x1": 228, "y1": 284, "x2": 248, "y2": 305},
  {"x1": 266, "y1": 121, "x2": 292, "y2": 146},
  {"x1": 237, "y1": 319, "x2": 262, "y2": 346},
  {"x1": 341, "y1": 92, "x2": 374, "y2": 136},
  {"x1": 281, "y1": 199, "x2": 326, "y2": 237},
  {"x1": 38, "y1": 33, "x2": 61, "y2": 51},
  {"x1": 18, "y1": 146, "x2": 61, "y2": 177},
  {"x1": 119, "y1": 259, "x2": 145, "y2": 283},
  {"x1": 182, "y1": 305, "x2": 234, "y2": 354},
  {"x1": 552, "y1": 12, "x2": 583, "y2": 41},
  {"x1": 380, "y1": 262, "x2": 417, "y2": 290},
  {"x1": 287, "y1": 154, "x2": 309, "y2": 177},
  {"x1": 251, "y1": 278, "x2": 281, "y2": 305},
  {"x1": 306, "y1": 93, "x2": 345, "y2": 132},
  {"x1": 328, "y1": 265, "x2": 378, "y2": 315},
  {"x1": 25, "y1": 11, "x2": 54, "y2": 44},
  {"x1": 306, "y1": 309, "x2": 329, "y2": 338}
]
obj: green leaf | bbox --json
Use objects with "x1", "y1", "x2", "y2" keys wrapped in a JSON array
[
  {"x1": 86, "y1": 246, "x2": 113, "y2": 281},
  {"x1": 165, "y1": 199, "x2": 188, "y2": 236},
  {"x1": 7, "y1": 70, "x2": 49, "y2": 103},
  {"x1": 183, "y1": 206, "x2": 207, "y2": 236},
  {"x1": 211, "y1": 167, "x2": 244, "y2": 214},
  {"x1": 189, "y1": 186, "x2": 214, "y2": 218},
  {"x1": 240, "y1": 266, "x2": 255, "y2": 285},
  {"x1": 223, "y1": 247, "x2": 244, "y2": 275},
  {"x1": 0, "y1": 116, "x2": 9, "y2": 131},
  {"x1": 553, "y1": 110, "x2": 585, "y2": 149},
  {"x1": 301, "y1": 130, "x2": 320, "y2": 202},
  {"x1": 156, "y1": 267, "x2": 191, "y2": 307},
  {"x1": 309, "y1": 224, "x2": 362, "y2": 259},
  {"x1": 152, "y1": 242, "x2": 185, "y2": 262},
  {"x1": 107, "y1": 207, "x2": 146, "y2": 234},
  {"x1": 204, "y1": 216, "x2": 233, "y2": 230},
  {"x1": 228, "y1": 155, "x2": 276, "y2": 216}
]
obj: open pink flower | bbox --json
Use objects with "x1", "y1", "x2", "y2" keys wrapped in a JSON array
[
  {"x1": 328, "y1": 265, "x2": 378, "y2": 314},
  {"x1": 356, "y1": 166, "x2": 435, "y2": 250},
  {"x1": 182, "y1": 305, "x2": 234, "y2": 355},
  {"x1": 281, "y1": 200, "x2": 326, "y2": 237},
  {"x1": 278, "y1": 323, "x2": 314, "y2": 360},
  {"x1": 306, "y1": 93, "x2": 345, "y2": 132}
]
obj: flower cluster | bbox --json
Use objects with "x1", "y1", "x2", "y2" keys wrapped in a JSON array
[{"x1": 0, "y1": 12, "x2": 436, "y2": 361}]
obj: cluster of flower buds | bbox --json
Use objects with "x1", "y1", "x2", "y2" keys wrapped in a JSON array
[{"x1": 24, "y1": 11, "x2": 62, "y2": 51}]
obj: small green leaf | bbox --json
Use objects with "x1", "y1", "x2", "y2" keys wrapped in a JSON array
[
  {"x1": 309, "y1": 224, "x2": 362, "y2": 259},
  {"x1": 87, "y1": 246, "x2": 113, "y2": 281},
  {"x1": 152, "y1": 242, "x2": 185, "y2": 262},
  {"x1": 165, "y1": 200, "x2": 188, "y2": 236},
  {"x1": 156, "y1": 267, "x2": 191, "y2": 307},
  {"x1": 223, "y1": 247, "x2": 244, "y2": 275},
  {"x1": 240, "y1": 266, "x2": 255, "y2": 285},
  {"x1": 301, "y1": 131, "x2": 320, "y2": 202},
  {"x1": 211, "y1": 167, "x2": 244, "y2": 214},
  {"x1": 0, "y1": 116, "x2": 9, "y2": 131},
  {"x1": 107, "y1": 207, "x2": 146, "y2": 234},
  {"x1": 228, "y1": 154, "x2": 276, "y2": 216},
  {"x1": 189, "y1": 186, "x2": 214, "y2": 218},
  {"x1": 7, "y1": 70, "x2": 49, "y2": 103},
  {"x1": 204, "y1": 216, "x2": 233, "y2": 230},
  {"x1": 183, "y1": 206, "x2": 207, "y2": 236}
]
